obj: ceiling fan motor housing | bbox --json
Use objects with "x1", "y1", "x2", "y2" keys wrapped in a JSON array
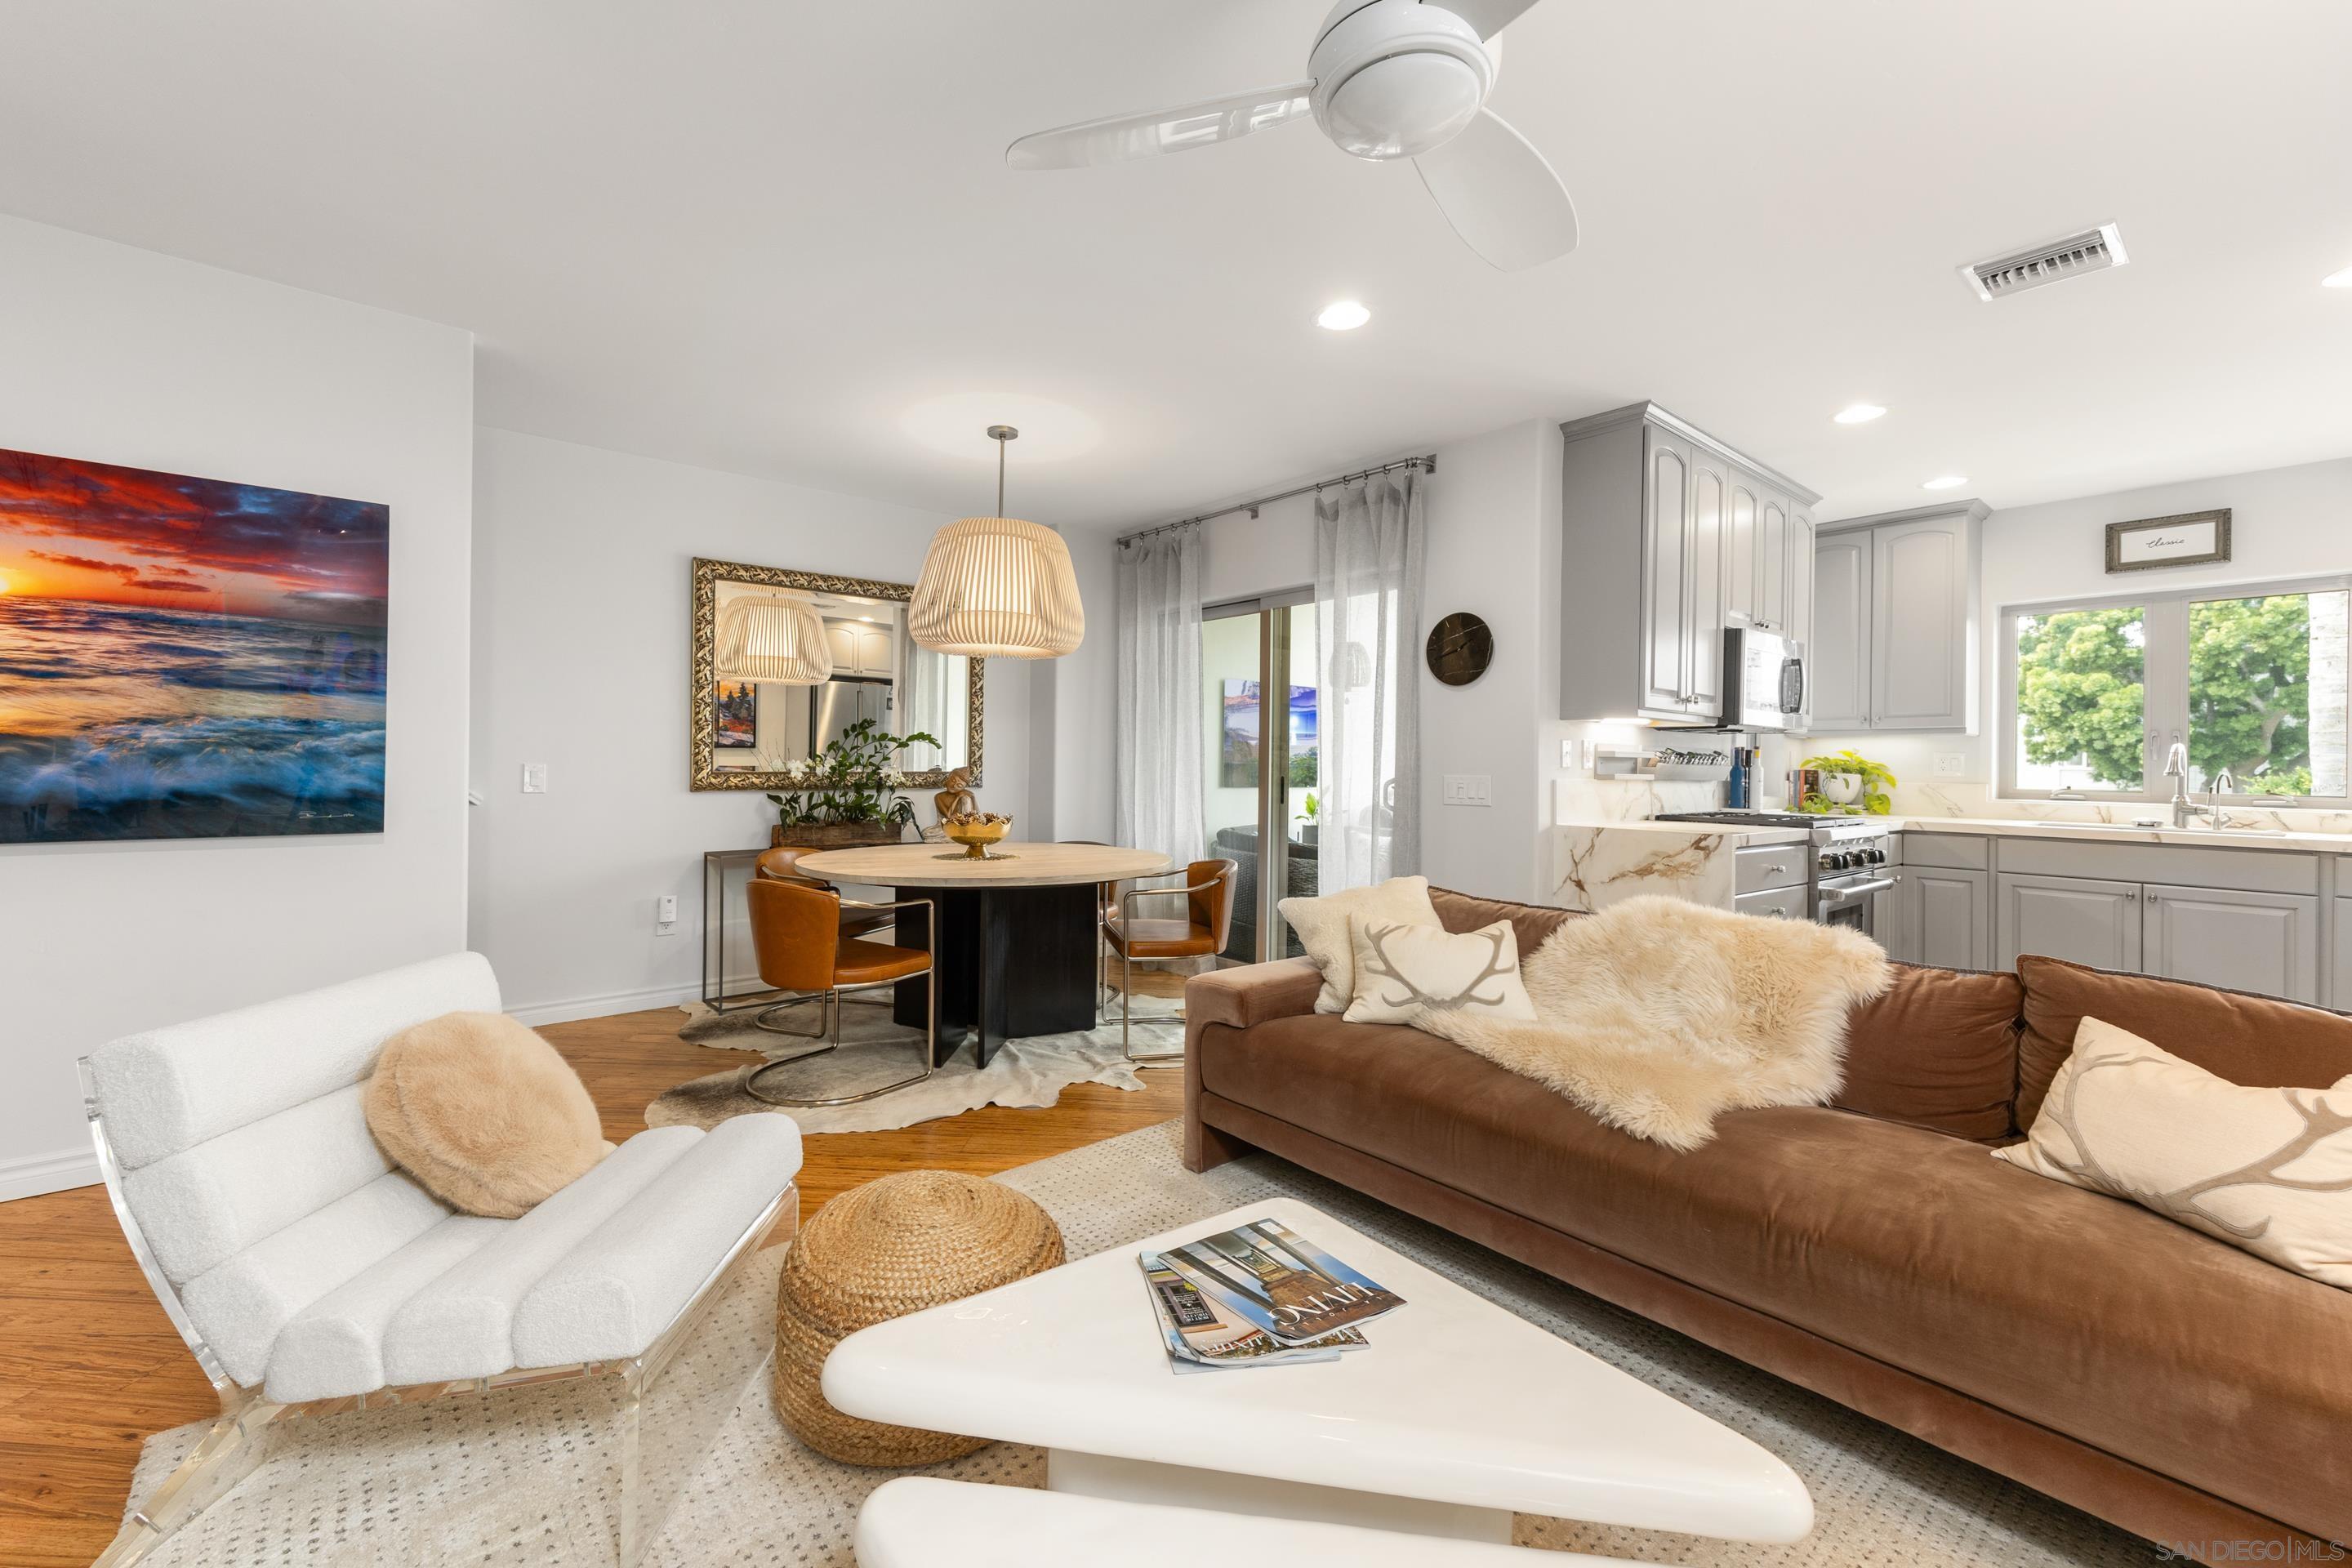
[{"x1": 1309, "y1": 0, "x2": 1494, "y2": 160}]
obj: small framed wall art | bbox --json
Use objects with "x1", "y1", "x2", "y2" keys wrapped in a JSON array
[{"x1": 2105, "y1": 509, "x2": 2231, "y2": 573}]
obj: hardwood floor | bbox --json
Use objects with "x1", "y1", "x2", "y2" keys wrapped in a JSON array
[{"x1": 0, "y1": 992, "x2": 1187, "y2": 1567}]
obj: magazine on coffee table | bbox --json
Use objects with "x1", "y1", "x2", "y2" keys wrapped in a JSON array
[
  {"x1": 1141, "y1": 1216, "x2": 1406, "y2": 1365},
  {"x1": 1138, "y1": 1254, "x2": 1364, "y2": 1373}
]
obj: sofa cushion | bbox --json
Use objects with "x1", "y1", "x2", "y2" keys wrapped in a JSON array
[
  {"x1": 2017, "y1": 956, "x2": 2352, "y2": 1129},
  {"x1": 1830, "y1": 963, "x2": 2020, "y2": 1143},
  {"x1": 1430, "y1": 886, "x2": 1579, "y2": 956},
  {"x1": 1198, "y1": 1015, "x2": 2352, "y2": 1534}
]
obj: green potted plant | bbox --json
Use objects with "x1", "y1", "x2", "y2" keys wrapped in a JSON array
[
  {"x1": 1797, "y1": 749, "x2": 1898, "y2": 816},
  {"x1": 764, "y1": 718, "x2": 942, "y2": 848}
]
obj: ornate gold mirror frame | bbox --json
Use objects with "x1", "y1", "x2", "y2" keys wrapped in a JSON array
[{"x1": 689, "y1": 556, "x2": 983, "y2": 791}]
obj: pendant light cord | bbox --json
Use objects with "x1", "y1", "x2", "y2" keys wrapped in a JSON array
[{"x1": 997, "y1": 435, "x2": 1006, "y2": 517}]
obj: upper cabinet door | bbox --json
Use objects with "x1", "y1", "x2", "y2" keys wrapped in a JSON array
[
  {"x1": 1869, "y1": 518, "x2": 1971, "y2": 729},
  {"x1": 824, "y1": 621, "x2": 859, "y2": 675},
  {"x1": 853, "y1": 624, "x2": 896, "y2": 677},
  {"x1": 1756, "y1": 492, "x2": 1789, "y2": 631},
  {"x1": 1641, "y1": 430, "x2": 1693, "y2": 713},
  {"x1": 1724, "y1": 475, "x2": 1759, "y2": 629},
  {"x1": 1786, "y1": 507, "x2": 1816, "y2": 724},
  {"x1": 1811, "y1": 532, "x2": 1871, "y2": 729},
  {"x1": 1686, "y1": 454, "x2": 1727, "y2": 715}
]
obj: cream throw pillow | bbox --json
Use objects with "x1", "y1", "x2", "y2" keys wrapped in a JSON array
[
  {"x1": 1278, "y1": 876, "x2": 1442, "y2": 1014},
  {"x1": 1995, "y1": 1016, "x2": 2352, "y2": 1288},
  {"x1": 1344, "y1": 917, "x2": 1538, "y2": 1028}
]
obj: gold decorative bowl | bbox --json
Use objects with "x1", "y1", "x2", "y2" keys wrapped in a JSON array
[{"x1": 940, "y1": 819, "x2": 1013, "y2": 860}]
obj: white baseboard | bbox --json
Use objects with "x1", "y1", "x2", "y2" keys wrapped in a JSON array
[
  {"x1": 507, "y1": 982, "x2": 709, "y2": 1028},
  {"x1": 1, "y1": 1145, "x2": 101, "y2": 1202}
]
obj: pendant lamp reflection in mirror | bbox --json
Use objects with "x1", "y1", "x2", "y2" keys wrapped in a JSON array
[
  {"x1": 715, "y1": 593, "x2": 832, "y2": 684},
  {"x1": 908, "y1": 425, "x2": 1085, "y2": 658}
]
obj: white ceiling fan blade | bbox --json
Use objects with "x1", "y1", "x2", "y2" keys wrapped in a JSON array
[
  {"x1": 1432, "y1": 0, "x2": 1543, "y2": 41},
  {"x1": 1007, "y1": 82, "x2": 1316, "y2": 171},
  {"x1": 1412, "y1": 107, "x2": 1579, "y2": 270}
]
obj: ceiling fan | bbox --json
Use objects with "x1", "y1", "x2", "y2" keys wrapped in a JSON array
[{"x1": 1006, "y1": 0, "x2": 1576, "y2": 272}]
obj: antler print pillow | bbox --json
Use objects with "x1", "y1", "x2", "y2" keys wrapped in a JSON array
[
  {"x1": 1997, "y1": 1015, "x2": 2352, "y2": 1288},
  {"x1": 1343, "y1": 917, "x2": 1538, "y2": 1029}
]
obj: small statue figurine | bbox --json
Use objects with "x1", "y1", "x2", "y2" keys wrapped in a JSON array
[{"x1": 933, "y1": 767, "x2": 978, "y2": 822}]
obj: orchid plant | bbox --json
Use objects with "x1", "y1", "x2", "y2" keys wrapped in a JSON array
[{"x1": 765, "y1": 718, "x2": 940, "y2": 828}]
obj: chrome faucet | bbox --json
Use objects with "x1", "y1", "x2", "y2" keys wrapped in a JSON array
[
  {"x1": 2207, "y1": 767, "x2": 2236, "y2": 830},
  {"x1": 2163, "y1": 742, "x2": 2196, "y2": 828}
]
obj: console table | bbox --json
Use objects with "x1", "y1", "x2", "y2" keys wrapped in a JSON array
[{"x1": 795, "y1": 842, "x2": 1170, "y2": 1065}]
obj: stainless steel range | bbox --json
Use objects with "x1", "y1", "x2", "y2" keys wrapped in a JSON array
[{"x1": 1653, "y1": 812, "x2": 1895, "y2": 940}]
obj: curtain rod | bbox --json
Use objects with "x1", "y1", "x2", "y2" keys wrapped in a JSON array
[{"x1": 1116, "y1": 454, "x2": 1437, "y2": 546}]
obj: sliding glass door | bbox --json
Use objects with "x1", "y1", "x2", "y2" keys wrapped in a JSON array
[{"x1": 1202, "y1": 595, "x2": 1319, "y2": 961}]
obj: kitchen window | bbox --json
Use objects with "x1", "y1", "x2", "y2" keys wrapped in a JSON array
[{"x1": 2000, "y1": 577, "x2": 2351, "y2": 805}]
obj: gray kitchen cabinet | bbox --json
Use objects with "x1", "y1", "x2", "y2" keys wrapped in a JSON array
[
  {"x1": 1811, "y1": 501, "x2": 1986, "y2": 733},
  {"x1": 2334, "y1": 897, "x2": 2352, "y2": 1009},
  {"x1": 1557, "y1": 403, "x2": 1820, "y2": 725},
  {"x1": 1998, "y1": 871, "x2": 2142, "y2": 972},
  {"x1": 2142, "y1": 886, "x2": 2319, "y2": 1004},
  {"x1": 823, "y1": 619, "x2": 896, "y2": 677},
  {"x1": 1810, "y1": 532, "x2": 1870, "y2": 730},
  {"x1": 1893, "y1": 865, "x2": 1991, "y2": 970},
  {"x1": 1786, "y1": 506, "x2": 1816, "y2": 727}
]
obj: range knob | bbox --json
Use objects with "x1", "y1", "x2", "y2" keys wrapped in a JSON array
[
  {"x1": 1864, "y1": 848, "x2": 1887, "y2": 865},
  {"x1": 1820, "y1": 851, "x2": 1847, "y2": 871}
]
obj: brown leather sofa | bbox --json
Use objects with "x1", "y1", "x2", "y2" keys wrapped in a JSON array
[{"x1": 1183, "y1": 887, "x2": 2352, "y2": 1549}]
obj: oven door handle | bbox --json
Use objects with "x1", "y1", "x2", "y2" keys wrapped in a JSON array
[{"x1": 1815, "y1": 877, "x2": 1894, "y2": 907}]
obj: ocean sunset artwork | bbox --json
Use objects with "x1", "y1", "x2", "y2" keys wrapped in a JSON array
[{"x1": 0, "y1": 446, "x2": 389, "y2": 843}]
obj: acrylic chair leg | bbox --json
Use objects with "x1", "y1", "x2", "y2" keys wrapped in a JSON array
[{"x1": 94, "y1": 1393, "x2": 286, "y2": 1567}]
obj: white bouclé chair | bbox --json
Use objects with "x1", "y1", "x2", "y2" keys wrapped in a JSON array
[{"x1": 82, "y1": 952, "x2": 802, "y2": 1566}]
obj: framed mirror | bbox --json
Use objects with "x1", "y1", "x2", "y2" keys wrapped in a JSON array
[{"x1": 689, "y1": 556, "x2": 982, "y2": 791}]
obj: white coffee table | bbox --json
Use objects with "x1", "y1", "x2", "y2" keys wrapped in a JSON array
[
  {"x1": 853, "y1": 1477, "x2": 1648, "y2": 1566},
  {"x1": 823, "y1": 1197, "x2": 1811, "y2": 1545}
]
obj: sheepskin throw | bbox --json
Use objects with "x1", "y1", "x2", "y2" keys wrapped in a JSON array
[
  {"x1": 365, "y1": 1010, "x2": 606, "y2": 1217},
  {"x1": 1423, "y1": 895, "x2": 1893, "y2": 1151}
]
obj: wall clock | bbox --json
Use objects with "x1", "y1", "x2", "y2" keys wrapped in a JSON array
[{"x1": 1424, "y1": 611, "x2": 1494, "y2": 686}]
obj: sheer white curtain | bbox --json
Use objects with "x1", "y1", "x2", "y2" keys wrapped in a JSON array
[
  {"x1": 1315, "y1": 469, "x2": 1425, "y2": 890},
  {"x1": 894, "y1": 619, "x2": 963, "y2": 772},
  {"x1": 1115, "y1": 523, "x2": 1207, "y2": 863}
]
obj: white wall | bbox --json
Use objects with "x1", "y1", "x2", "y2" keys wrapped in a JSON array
[
  {"x1": 0, "y1": 216, "x2": 475, "y2": 1199},
  {"x1": 467, "y1": 429, "x2": 1033, "y2": 1022},
  {"x1": 1028, "y1": 530, "x2": 1116, "y2": 844},
  {"x1": 1806, "y1": 455, "x2": 2352, "y2": 809}
]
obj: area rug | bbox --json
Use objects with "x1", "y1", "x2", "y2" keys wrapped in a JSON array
[
  {"x1": 653, "y1": 1000, "x2": 1151, "y2": 1134},
  {"x1": 126, "y1": 1122, "x2": 2150, "y2": 1566}
]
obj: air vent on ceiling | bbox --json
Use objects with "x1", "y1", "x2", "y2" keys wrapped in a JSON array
[{"x1": 1959, "y1": 223, "x2": 2128, "y2": 301}]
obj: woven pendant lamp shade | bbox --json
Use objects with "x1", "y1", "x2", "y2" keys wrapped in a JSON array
[
  {"x1": 715, "y1": 595, "x2": 832, "y2": 684},
  {"x1": 771, "y1": 1169, "x2": 1064, "y2": 1466},
  {"x1": 907, "y1": 514, "x2": 1085, "y2": 658}
]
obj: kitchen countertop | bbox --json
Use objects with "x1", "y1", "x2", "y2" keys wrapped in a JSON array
[
  {"x1": 1553, "y1": 817, "x2": 1811, "y2": 847},
  {"x1": 1889, "y1": 816, "x2": 2352, "y2": 853}
]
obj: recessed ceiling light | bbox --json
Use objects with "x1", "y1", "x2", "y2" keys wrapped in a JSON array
[
  {"x1": 2323, "y1": 265, "x2": 2352, "y2": 289},
  {"x1": 1833, "y1": 403, "x2": 1886, "y2": 425},
  {"x1": 1316, "y1": 300, "x2": 1370, "y2": 331},
  {"x1": 1922, "y1": 475, "x2": 1968, "y2": 491}
]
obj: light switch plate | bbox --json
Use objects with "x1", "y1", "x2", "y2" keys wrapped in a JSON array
[
  {"x1": 521, "y1": 762, "x2": 548, "y2": 793},
  {"x1": 1442, "y1": 773, "x2": 1493, "y2": 807}
]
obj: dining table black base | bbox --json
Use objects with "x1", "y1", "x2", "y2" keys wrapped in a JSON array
[{"x1": 886, "y1": 880, "x2": 1102, "y2": 1067}]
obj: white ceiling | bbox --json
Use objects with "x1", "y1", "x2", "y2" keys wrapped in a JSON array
[{"x1": 2, "y1": 1, "x2": 2349, "y2": 530}]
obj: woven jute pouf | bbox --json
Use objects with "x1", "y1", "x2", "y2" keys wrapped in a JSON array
[{"x1": 772, "y1": 1169, "x2": 1065, "y2": 1465}]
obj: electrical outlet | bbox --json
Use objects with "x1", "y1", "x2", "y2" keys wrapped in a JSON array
[
  {"x1": 655, "y1": 893, "x2": 679, "y2": 933},
  {"x1": 521, "y1": 762, "x2": 548, "y2": 793},
  {"x1": 1442, "y1": 773, "x2": 1493, "y2": 807},
  {"x1": 1933, "y1": 753, "x2": 1966, "y2": 778}
]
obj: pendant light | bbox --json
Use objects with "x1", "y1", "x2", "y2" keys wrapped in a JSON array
[
  {"x1": 715, "y1": 593, "x2": 832, "y2": 684},
  {"x1": 907, "y1": 425, "x2": 1085, "y2": 658}
]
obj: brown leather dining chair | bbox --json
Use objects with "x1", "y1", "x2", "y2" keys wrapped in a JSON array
[
  {"x1": 1102, "y1": 858, "x2": 1239, "y2": 1066},
  {"x1": 741, "y1": 877, "x2": 937, "y2": 1107},
  {"x1": 752, "y1": 846, "x2": 894, "y2": 1037}
]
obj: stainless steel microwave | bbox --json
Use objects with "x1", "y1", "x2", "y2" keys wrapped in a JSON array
[{"x1": 1719, "y1": 627, "x2": 1805, "y2": 732}]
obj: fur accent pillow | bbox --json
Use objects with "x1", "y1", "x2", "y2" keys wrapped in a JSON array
[
  {"x1": 1344, "y1": 917, "x2": 1537, "y2": 1027},
  {"x1": 1996, "y1": 1016, "x2": 2352, "y2": 1288},
  {"x1": 365, "y1": 1011, "x2": 606, "y2": 1218},
  {"x1": 1278, "y1": 876, "x2": 1442, "y2": 1014}
]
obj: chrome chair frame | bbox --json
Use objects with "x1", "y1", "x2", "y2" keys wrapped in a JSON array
[
  {"x1": 741, "y1": 896, "x2": 938, "y2": 1107},
  {"x1": 78, "y1": 1058, "x2": 797, "y2": 1568},
  {"x1": 1107, "y1": 869, "x2": 1227, "y2": 1067}
]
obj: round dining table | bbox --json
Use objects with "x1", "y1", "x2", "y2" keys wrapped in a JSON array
[{"x1": 795, "y1": 841, "x2": 1172, "y2": 1067}]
